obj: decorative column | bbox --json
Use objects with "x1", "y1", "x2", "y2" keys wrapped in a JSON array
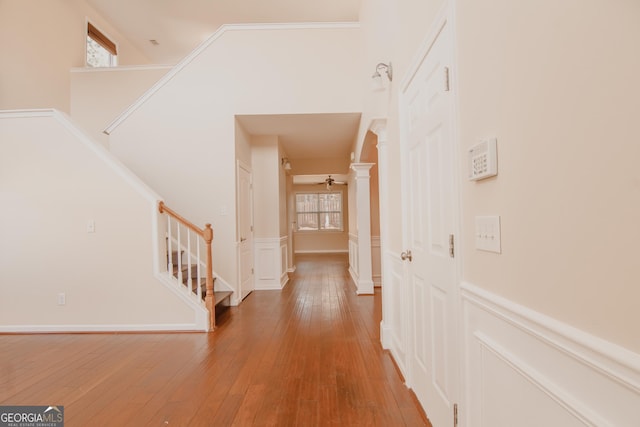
[
  {"x1": 350, "y1": 163, "x2": 375, "y2": 295},
  {"x1": 369, "y1": 119, "x2": 391, "y2": 347}
]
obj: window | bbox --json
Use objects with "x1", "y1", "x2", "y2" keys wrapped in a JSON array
[
  {"x1": 296, "y1": 192, "x2": 343, "y2": 231},
  {"x1": 87, "y1": 22, "x2": 117, "y2": 67}
]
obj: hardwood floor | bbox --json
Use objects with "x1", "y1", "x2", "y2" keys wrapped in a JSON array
[{"x1": 0, "y1": 253, "x2": 430, "y2": 426}]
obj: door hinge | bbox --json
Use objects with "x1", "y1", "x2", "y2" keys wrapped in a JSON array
[
  {"x1": 444, "y1": 66, "x2": 451, "y2": 92},
  {"x1": 449, "y1": 234, "x2": 455, "y2": 258},
  {"x1": 250, "y1": 225, "x2": 253, "y2": 232},
  {"x1": 251, "y1": 268, "x2": 254, "y2": 275},
  {"x1": 454, "y1": 403, "x2": 458, "y2": 427}
]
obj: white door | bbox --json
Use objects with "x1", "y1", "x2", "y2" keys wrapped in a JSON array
[
  {"x1": 238, "y1": 164, "x2": 254, "y2": 300},
  {"x1": 401, "y1": 22, "x2": 459, "y2": 427}
]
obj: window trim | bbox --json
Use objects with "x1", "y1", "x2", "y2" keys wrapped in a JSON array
[
  {"x1": 86, "y1": 21, "x2": 118, "y2": 67},
  {"x1": 295, "y1": 191, "x2": 344, "y2": 232},
  {"x1": 87, "y1": 22, "x2": 117, "y2": 55}
]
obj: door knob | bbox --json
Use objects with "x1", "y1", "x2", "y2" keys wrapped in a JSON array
[
  {"x1": 401, "y1": 250, "x2": 412, "y2": 262},
  {"x1": 240, "y1": 237, "x2": 246, "y2": 242}
]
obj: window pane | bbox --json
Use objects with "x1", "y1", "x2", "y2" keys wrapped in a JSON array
[
  {"x1": 296, "y1": 194, "x2": 318, "y2": 213},
  {"x1": 297, "y1": 212, "x2": 318, "y2": 230},
  {"x1": 87, "y1": 36, "x2": 116, "y2": 67},
  {"x1": 295, "y1": 192, "x2": 342, "y2": 231},
  {"x1": 319, "y1": 212, "x2": 342, "y2": 230},
  {"x1": 318, "y1": 193, "x2": 341, "y2": 211}
]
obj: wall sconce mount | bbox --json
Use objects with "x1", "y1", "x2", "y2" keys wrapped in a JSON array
[
  {"x1": 372, "y1": 62, "x2": 393, "y2": 82},
  {"x1": 281, "y1": 157, "x2": 292, "y2": 171}
]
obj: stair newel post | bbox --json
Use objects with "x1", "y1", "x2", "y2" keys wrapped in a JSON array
[{"x1": 203, "y1": 223, "x2": 215, "y2": 331}]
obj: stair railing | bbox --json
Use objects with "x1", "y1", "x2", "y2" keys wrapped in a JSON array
[{"x1": 158, "y1": 201, "x2": 216, "y2": 330}]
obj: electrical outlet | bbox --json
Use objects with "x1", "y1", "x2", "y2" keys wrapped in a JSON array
[
  {"x1": 58, "y1": 293, "x2": 66, "y2": 306},
  {"x1": 87, "y1": 220, "x2": 95, "y2": 233}
]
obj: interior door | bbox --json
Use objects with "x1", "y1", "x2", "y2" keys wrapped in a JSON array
[
  {"x1": 402, "y1": 22, "x2": 458, "y2": 427},
  {"x1": 238, "y1": 164, "x2": 254, "y2": 300}
]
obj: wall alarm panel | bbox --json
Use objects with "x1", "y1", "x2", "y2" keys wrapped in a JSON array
[{"x1": 468, "y1": 138, "x2": 498, "y2": 181}]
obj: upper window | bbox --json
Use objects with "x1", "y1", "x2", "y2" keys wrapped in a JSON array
[
  {"x1": 295, "y1": 192, "x2": 343, "y2": 231},
  {"x1": 87, "y1": 22, "x2": 117, "y2": 67}
]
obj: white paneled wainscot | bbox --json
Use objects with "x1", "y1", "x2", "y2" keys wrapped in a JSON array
[
  {"x1": 460, "y1": 282, "x2": 640, "y2": 427},
  {"x1": 253, "y1": 237, "x2": 289, "y2": 290},
  {"x1": 380, "y1": 252, "x2": 408, "y2": 376}
]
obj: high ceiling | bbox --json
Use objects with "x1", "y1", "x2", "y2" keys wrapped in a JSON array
[
  {"x1": 87, "y1": 0, "x2": 362, "y2": 64},
  {"x1": 87, "y1": 0, "x2": 364, "y2": 177}
]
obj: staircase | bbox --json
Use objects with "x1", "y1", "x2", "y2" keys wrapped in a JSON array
[
  {"x1": 159, "y1": 201, "x2": 233, "y2": 330},
  {"x1": 169, "y1": 249, "x2": 232, "y2": 314}
]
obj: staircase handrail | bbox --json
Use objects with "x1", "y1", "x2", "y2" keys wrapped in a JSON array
[{"x1": 158, "y1": 201, "x2": 216, "y2": 330}]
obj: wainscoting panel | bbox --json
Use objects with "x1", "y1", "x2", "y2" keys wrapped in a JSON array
[
  {"x1": 381, "y1": 252, "x2": 408, "y2": 376},
  {"x1": 279, "y1": 237, "x2": 289, "y2": 288},
  {"x1": 372, "y1": 236, "x2": 381, "y2": 287},
  {"x1": 348, "y1": 233, "x2": 359, "y2": 284},
  {"x1": 461, "y1": 282, "x2": 640, "y2": 427},
  {"x1": 254, "y1": 238, "x2": 287, "y2": 290}
]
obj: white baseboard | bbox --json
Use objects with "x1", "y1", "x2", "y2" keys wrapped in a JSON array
[
  {"x1": 294, "y1": 250, "x2": 349, "y2": 254},
  {"x1": 0, "y1": 323, "x2": 202, "y2": 333}
]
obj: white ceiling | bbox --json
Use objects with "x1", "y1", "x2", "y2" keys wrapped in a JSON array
[
  {"x1": 87, "y1": 0, "x2": 362, "y2": 64},
  {"x1": 236, "y1": 112, "x2": 360, "y2": 159},
  {"x1": 88, "y1": 0, "x2": 364, "y2": 177}
]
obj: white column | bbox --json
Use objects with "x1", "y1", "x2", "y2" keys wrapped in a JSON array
[
  {"x1": 369, "y1": 119, "x2": 391, "y2": 348},
  {"x1": 350, "y1": 162, "x2": 375, "y2": 295}
]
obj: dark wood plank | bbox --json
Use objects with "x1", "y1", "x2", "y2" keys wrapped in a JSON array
[{"x1": 0, "y1": 253, "x2": 431, "y2": 426}]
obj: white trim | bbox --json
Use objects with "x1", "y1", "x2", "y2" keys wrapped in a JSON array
[
  {"x1": 104, "y1": 22, "x2": 360, "y2": 135},
  {"x1": 461, "y1": 281, "x2": 640, "y2": 389},
  {"x1": 476, "y1": 332, "x2": 611, "y2": 427},
  {"x1": 461, "y1": 281, "x2": 640, "y2": 426},
  {"x1": 71, "y1": 65, "x2": 173, "y2": 73},
  {"x1": 294, "y1": 249, "x2": 349, "y2": 254},
  {"x1": 254, "y1": 237, "x2": 288, "y2": 290},
  {"x1": 0, "y1": 323, "x2": 202, "y2": 333},
  {"x1": 0, "y1": 109, "x2": 161, "y2": 203}
]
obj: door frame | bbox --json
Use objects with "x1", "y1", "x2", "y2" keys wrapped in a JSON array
[
  {"x1": 398, "y1": 1, "x2": 464, "y2": 421},
  {"x1": 236, "y1": 159, "x2": 254, "y2": 301}
]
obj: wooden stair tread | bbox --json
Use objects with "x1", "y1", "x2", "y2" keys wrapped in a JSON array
[{"x1": 213, "y1": 291, "x2": 232, "y2": 306}]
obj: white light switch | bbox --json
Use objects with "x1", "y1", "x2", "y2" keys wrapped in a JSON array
[
  {"x1": 475, "y1": 215, "x2": 501, "y2": 253},
  {"x1": 87, "y1": 220, "x2": 95, "y2": 233}
]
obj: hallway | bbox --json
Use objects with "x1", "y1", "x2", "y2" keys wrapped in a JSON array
[{"x1": 0, "y1": 254, "x2": 430, "y2": 426}]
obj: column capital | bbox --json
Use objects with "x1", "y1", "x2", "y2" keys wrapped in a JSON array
[{"x1": 350, "y1": 162, "x2": 375, "y2": 177}]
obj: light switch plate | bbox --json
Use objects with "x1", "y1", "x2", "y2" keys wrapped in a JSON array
[{"x1": 475, "y1": 215, "x2": 501, "y2": 253}]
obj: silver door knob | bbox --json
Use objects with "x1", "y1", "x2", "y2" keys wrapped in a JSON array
[{"x1": 401, "y1": 250, "x2": 413, "y2": 262}]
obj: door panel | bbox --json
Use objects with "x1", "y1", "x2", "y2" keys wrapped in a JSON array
[
  {"x1": 402, "y1": 22, "x2": 458, "y2": 427},
  {"x1": 238, "y1": 165, "x2": 254, "y2": 300}
]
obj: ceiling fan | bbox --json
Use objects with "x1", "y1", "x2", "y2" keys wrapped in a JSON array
[{"x1": 319, "y1": 175, "x2": 347, "y2": 190}]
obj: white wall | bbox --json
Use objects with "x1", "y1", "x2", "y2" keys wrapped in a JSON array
[
  {"x1": 70, "y1": 66, "x2": 171, "y2": 146},
  {"x1": 358, "y1": 0, "x2": 640, "y2": 424},
  {"x1": 108, "y1": 24, "x2": 364, "y2": 298},
  {"x1": 0, "y1": 111, "x2": 203, "y2": 331},
  {"x1": 455, "y1": 0, "x2": 640, "y2": 354},
  {"x1": 251, "y1": 135, "x2": 280, "y2": 239},
  {"x1": 0, "y1": 0, "x2": 152, "y2": 113}
]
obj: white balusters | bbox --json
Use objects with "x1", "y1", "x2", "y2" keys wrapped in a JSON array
[
  {"x1": 159, "y1": 201, "x2": 210, "y2": 306},
  {"x1": 186, "y1": 228, "x2": 193, "y2": 295},
  {"x1": 196, "y1": 237, "x2": 202, "y2": 299},
  {"x1": 167, "y1": 216, "x2": 173, "y2": 273},
  {"x1": 176, "y1": 223, "x2": 184, "y2": 292}
]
